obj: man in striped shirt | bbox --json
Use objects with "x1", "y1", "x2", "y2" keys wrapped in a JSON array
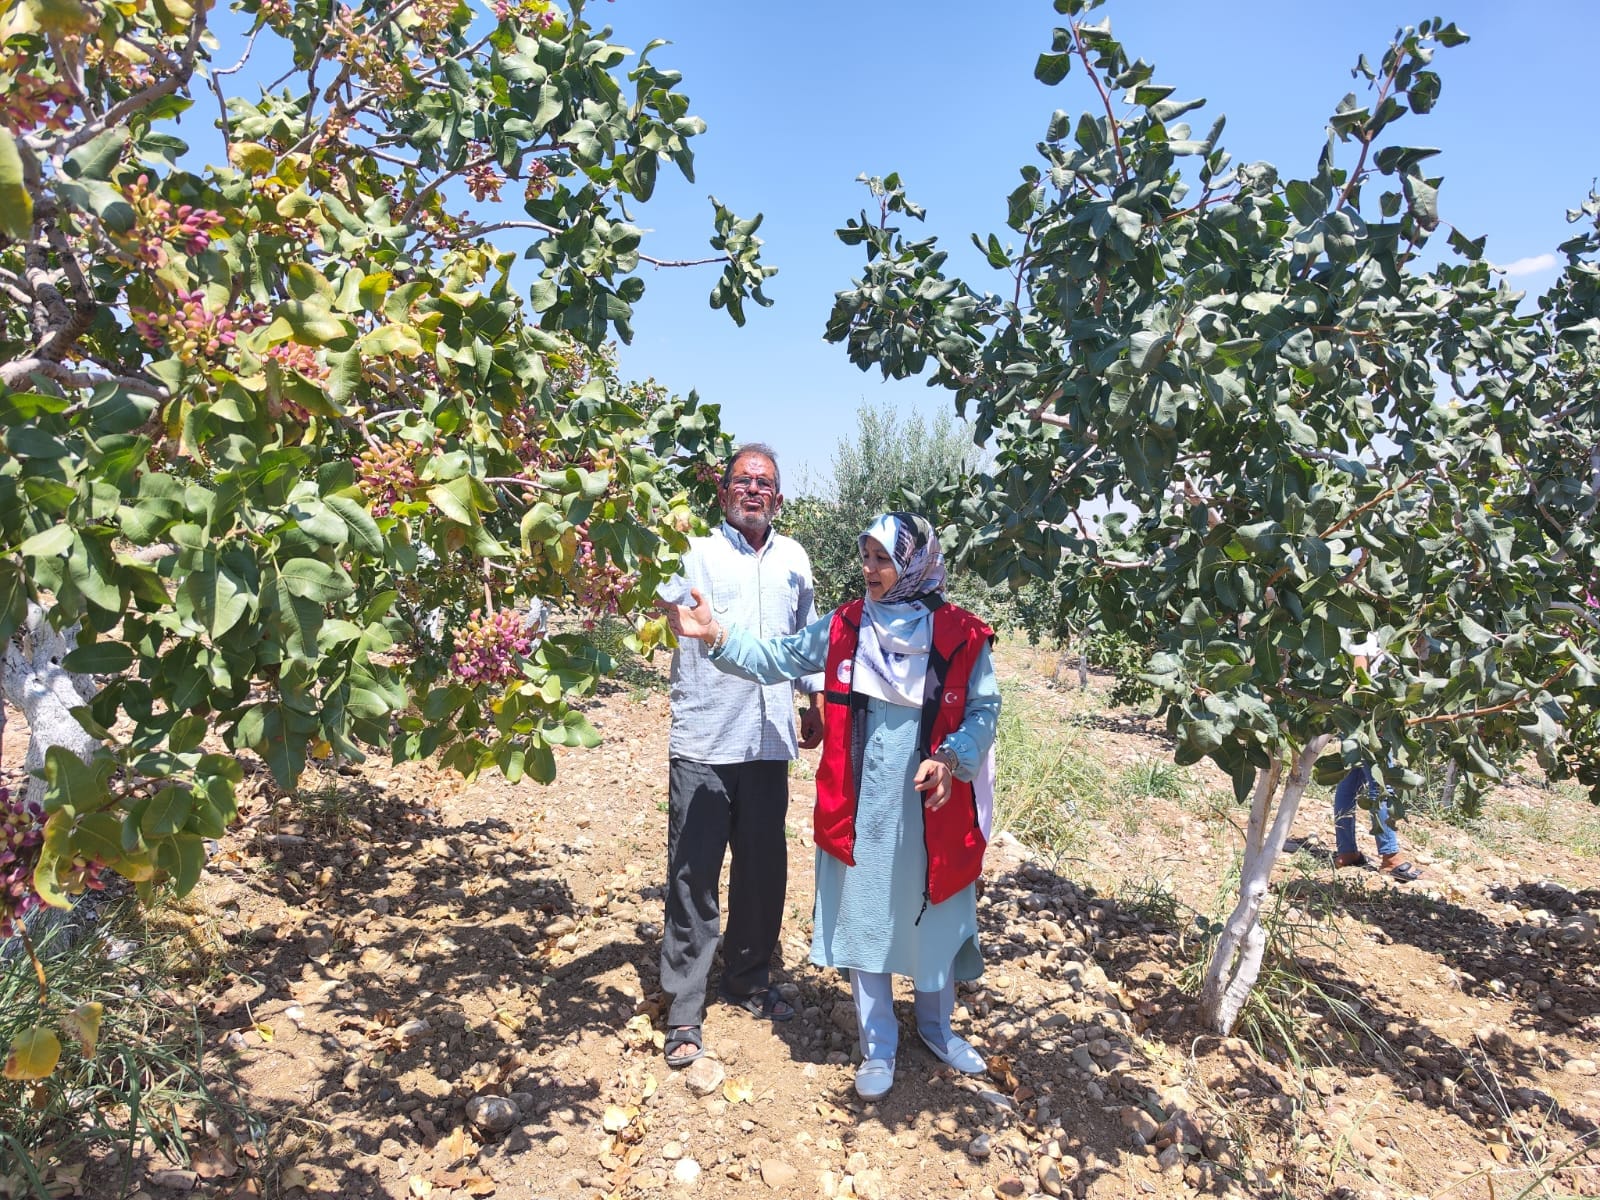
[{"x1": 659, "y1": 443, "x2": 824, "y2": 1066}]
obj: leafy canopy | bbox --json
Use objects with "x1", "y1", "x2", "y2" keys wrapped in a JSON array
[{"x1": 0, "y1": 0, "x2": 774, "y2": 910}]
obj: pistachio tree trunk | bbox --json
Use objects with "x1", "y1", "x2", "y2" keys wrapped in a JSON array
[
  {"x1": 0, "y1": 603, "x2": 100, "y2": 807},
  {"x1": 1197, "y1": 735, "x2": 1332, "y2": 1034}
]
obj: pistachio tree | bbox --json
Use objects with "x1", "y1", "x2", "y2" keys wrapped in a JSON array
[
  {"x1": 0, "y1": 0, "x2": 770, "y2": 1017},
  {"x1": 826, "y1": 2, "x2": 1599, "y2": 1033}
]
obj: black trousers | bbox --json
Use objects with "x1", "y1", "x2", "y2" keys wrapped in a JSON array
[{"x1": 660, "y1": 757, "x2": 790, "y2": 1026}]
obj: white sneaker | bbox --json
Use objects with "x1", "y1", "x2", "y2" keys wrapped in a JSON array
[
  {"x1": 854, "y1": 1056, "x2": 896, "y2": 1100},
  {"x1": 919, "y1": 1030, "x2": 985, "y2": 1074}
]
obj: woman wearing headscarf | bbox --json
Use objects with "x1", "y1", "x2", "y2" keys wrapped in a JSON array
[{"x1": 666, "y1": 512, "x2": 1001, "y2": 1101}]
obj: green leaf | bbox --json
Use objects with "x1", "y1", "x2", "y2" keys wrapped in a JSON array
[
  {"x1": 0, "y1": 128, "x2": 33, "y2": 240},
  {"x1": 168, "y1": 712, "x2": 208, "y2": 754},
  {"x1": 141, "y1": 786, "x2": 194, "y2": 838},
  {"x1": 426, "y1": 478, "x2": 477, "y2": 526},
  {"x1": 183, "y1": 555, "x2": 252, "y2": 638},
  {"x1": 20, "y1": 524, "x2": 74, "y2": 558},
  {"x1": 63, "y1": 125, "x2": 129, "y2": 181},
  {"x1": 42, "y1": 747, "x2": 114, "y2": 815},
  {"x1": 275, "y1": 299, "x2": 352, "y2": 346},
  {"x1": 72, "y1": 812, "x2": 123, "y2": 865},
  {"x1": 33, "y1": 811, "x2": 73, "y2": 910},
  {"x1": 279, "y1": 557, "x2": 355, "y2": 602},
  {"x1": 61, "y1": 640, "x2": 134, "y2": 674},
  {"x1": 324, "y1": 495, "x2": 383, "y2": 554},
  {"x1": 155, "y1": 833, "x2": 206, "y2": 896},
  {"x1": 0, "y1": 561, "x2": 28, "y2": 641}
]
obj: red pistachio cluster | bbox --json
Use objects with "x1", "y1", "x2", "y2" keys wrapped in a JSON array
[
  {"x1": 266, "y1": 340, "x2": 329, "y2": 383},
  {"x1": 466, "y1": 158, "x2": 505, "y2": 203},
  {"x1": 0, "y1": 785, "x2": 45, "y2": 939},
  {"x1": 132, "y1": 291, "x2": 266, "y2": 364},
  {"x1": 353, "y1": 442, "x2": 420, "y2": 516},
  {"x1": 0, "y1": 52, "x2": 78, "y2": 133},
  {"x1": 118, "y1": 174, "x2": 225, "y2": 268},
  {"x1": 448, "y1": 608, "x2": 540, "y2": 688},
  {"x1": 570, "y1": 526, "x2": 631, "y2": 629}
]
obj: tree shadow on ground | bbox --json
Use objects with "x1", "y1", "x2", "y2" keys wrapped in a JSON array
[
  {"x1": 179, "y1": 770, "x2": 679, "y2": 1198},
  {"x1": 975, "y1": 858, "x2": 1600, "y2": 1198}
]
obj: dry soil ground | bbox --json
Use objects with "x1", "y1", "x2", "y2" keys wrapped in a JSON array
[{"x1": 5, "y1": 641, "x2": 1600, "y2": 1200}]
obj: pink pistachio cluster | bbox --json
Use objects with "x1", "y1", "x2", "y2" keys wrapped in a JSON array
[
  {"x1": 354, "y1": 443, "x2": 420, "y2": 517},
  {"x1": 449, "y1": 608, "x2": 540, "y2": 688},
  {"x1": 491, "y1": 0, "x2": 558, "y2": 28},
  {"x1": 523, "y1": 159, "x2": 553, "y2": 203},
  {"x1": 132, "y1": 291, "x2": 265, "y2": 365},
  {"x1": 466, "y1": 158, "x2": 505, "y2": 203},
  {"x1": 119, "y1": 175, "x2": 225, "y2": 267},
  {"x1": 1, "y1": 784, "x2": 108, "y2": 939},
  {"x1": 1, "y1": 786, "x2": 45, "y2": 939},
  {"x1": 266, "y1": 340, "x2": 330, "y2": 383},
  {"x1": 0, "y1": 52, "x2": 78, "y2": 133},
  {"x1": 571, "y1": 528, "x2": 632, "y2": 629}
]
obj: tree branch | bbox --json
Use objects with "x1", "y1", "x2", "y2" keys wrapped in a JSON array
[
  {"x1": 56, "y1": 19, "x2": 203, "y2": 158},
  {"x1": 397, "y1": 150, "x2": 497, "y2": 225},
  {"x1": 1404, "y1": 665, "x2": 1573, "y2": 727},
  {"x1": 0, "y1": 359, "x2": 167, "y2": 397},
  {"x1": 1068, "y1": 20, "x2": 1128, "y2": 180}
]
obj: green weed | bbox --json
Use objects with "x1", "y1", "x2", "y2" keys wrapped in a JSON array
[
  {"x1": 1119, "y1": 876, "x2": 1181, "y2": 928},
  {"x1": 993, "y1": 691, "x2": 1108, "y2": 863},
  {"x1": 0, "y1": 906, "x2": 254, "y2": 1198},
  {"x1": 1178, "y1": 854, "x2": 1382, "y2": 1072},
  {"x1": 1117, "y1": 758, "x2": 1188, "y2": 803}
]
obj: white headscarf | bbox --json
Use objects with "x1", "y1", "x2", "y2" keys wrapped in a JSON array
[{"x1": 853, "y1": 513, "x2": 946, "y2": 708}]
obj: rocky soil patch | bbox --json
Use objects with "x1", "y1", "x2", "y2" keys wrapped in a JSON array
[{"x1": 9, "y1": 644, "x2": 1600, "y2": 1199}]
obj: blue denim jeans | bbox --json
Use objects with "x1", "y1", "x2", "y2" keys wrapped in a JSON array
[{"x1": 1333, "y1": 765, "x2": 1398, "y2": 858}]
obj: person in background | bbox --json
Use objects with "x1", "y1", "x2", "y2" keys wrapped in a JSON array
[
  {"x1": 668, "y1": 512, "x2": 1000, "y2": 1102},
  {"x1": 1334, "y1": 633, "x2": 1423, "y2": 883},
  {"x1": 658, "y1": 444, "x2": 823, "y2": 1068}
]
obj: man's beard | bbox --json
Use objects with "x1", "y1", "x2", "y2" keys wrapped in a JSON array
[{"x1": 727, "y1": 508, "x2": 773, "y2": 541}]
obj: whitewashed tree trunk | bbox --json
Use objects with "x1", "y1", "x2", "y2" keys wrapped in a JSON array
[
  {"x1": 0, "y1": 602, "x2": 100, "y2": 806},
  {"x1": 1197, "y1": 733, "x2": 1332, "y2": 1034}
]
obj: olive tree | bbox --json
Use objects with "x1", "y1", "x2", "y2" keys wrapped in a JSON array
[
  {"x1": 0, "y1": 0, "x2": 771, "y2": 1072},
  {"x1": 826, "y1": 2, "x2": 1598, "y2": 1033}
]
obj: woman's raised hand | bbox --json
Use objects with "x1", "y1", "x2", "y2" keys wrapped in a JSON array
[{"x1": 665, "y1": 587, "x2": 720, "y2": 644}]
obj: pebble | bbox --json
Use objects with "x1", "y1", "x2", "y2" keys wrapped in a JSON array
[
  {"x1": 466, "y1": 1094, "x2": 518, "y2": 1135},
  {"x1": 548, "y1": 1134, "x2": 570, "y2": 1157},
  {"x1": 544, "y1": 915, "x2": 577, "y2": 937},
  {"x1": 1037, "y1": 1158, "x2": 1065, "y2": 1196},
  {"x1": 967, "y1": 1133, "x2": 994, "y2": 1159},
  {"x1": 1565, "y1": 1059, "x2": 1599, "y2": 1076},
  {"x1": 936, "y1": 1116, "x2": 960, "y2": 1136},
  {"x1": 760, "y1": 1160, "x2": 798, "y2": 1189},
  {"x1": 672, "y1": 1158, "x2": 702, "y2": 1186},
  {"x1": 683, "y1": 1057, "x2": 725, "y2": 1097},
  {"x1": 662, "y1": 1142, "x2": 682, "y2": 1161}
]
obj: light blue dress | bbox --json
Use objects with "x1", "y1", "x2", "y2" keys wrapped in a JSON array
[{"x1": 712, "y1": 612, "x2": 1001, "y2": 990}]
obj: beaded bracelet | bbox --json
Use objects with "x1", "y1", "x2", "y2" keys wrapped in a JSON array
[{"x1": 710, "y1": 623, "x2": 729, "y2": 654}]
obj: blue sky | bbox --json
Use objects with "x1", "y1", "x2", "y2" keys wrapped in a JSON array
[{"x1": 595, "y1": 0, "x2": 1598, "y2": 492}]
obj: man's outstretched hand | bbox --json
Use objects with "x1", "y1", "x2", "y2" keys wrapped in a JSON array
[{"x1": 665, "y1": 587, "x2": 719, "y2": 644}]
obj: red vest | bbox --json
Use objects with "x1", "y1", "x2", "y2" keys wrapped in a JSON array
[{"x1": 815, "y1": 598, "x2": 995, "y2": 906}]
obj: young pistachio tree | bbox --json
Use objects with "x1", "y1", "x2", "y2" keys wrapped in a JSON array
[
  {"x1": 826, "y1": 2, "x2": 1598, "y2": 1033},
  {"x1": 0, "y1": 0, "x2": 767, "y2": 1016}
]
